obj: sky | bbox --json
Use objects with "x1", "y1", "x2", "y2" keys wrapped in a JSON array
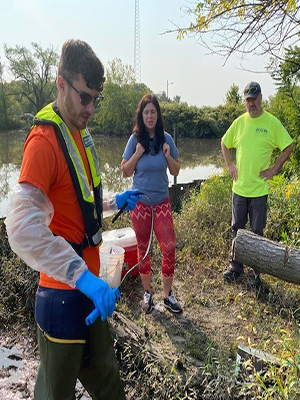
[{"x1": 0, "y1": 0, "x2": 276, "y2": 107}]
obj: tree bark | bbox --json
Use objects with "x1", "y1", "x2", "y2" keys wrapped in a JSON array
[{"x1": 233, "y1": 229, "x2": 300, "y2": 285}]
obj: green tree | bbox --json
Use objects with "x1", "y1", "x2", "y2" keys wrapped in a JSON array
[
  {"x1": 107, "y1": 58, "x2": 135, "y2": 86},
  {"x1": 0, "y1": 64, "x2": 25, "y2": 130},
  {"x1": 170, "y1": 1, "x2": 300, "y2": 61},
  {"x1": 269, "y1": 46, "x2": 300, "y2": 110},
  {"x1": 157, "y1": 91, "x2": 168, "y2": 102},
  {"x1": 173, "y1": 95, "x2": 181, "y2": 104},
  {"x1": 0, "y1": 59, "x2": 8, "y2": 129},
  {"x1": 4, "y1": 81, "x2": 26, "y2": 128},
  {"x1": 4, "y1": 42, "x2": 58, "y2": 112},
  {"x1": 92, "y1": 58, "x2": 150, "y2": 135},
  {"x1": 268, "y1": 46, "x2": 300, "y2": 171},
  {"x1": 225, "y1": 83, "x2": 242, "y2": 105},
  {"x1": 161, "y1": 101, "x2": 242, "y2": 138}
]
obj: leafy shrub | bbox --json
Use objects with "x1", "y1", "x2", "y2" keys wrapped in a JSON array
[
  {"x1": 161, "y1": 102, "x2": 243, "y2": 139},
  {"x1": 0, "y1": 219, "x2": 38, "y2": 328},
  {"x1": 174, "y1": 174, "x2": 232, "y2": 261},
  {"x1": 266, "y1": 175, "x2": 300, "y2": 247}
]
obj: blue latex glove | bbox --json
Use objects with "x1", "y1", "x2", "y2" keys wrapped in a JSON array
[
  {"x1": 116, "y1": 189, "x2": 141, "y2": 211},
  {"x1": 86, "y1": 287, "x2": 120, "y2": 325},
  {"x1": 76, "y1": 270, "x2": 119, "y2": 325}
]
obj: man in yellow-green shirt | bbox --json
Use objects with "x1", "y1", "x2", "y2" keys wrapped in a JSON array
[{"x1": 221, "y1": 81, "x2": 294, "y2": 287}]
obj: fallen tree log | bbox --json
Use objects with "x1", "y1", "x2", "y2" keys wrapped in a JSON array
[{"x1": 233, "y1": 229, "x2": 300, "y2": 285}]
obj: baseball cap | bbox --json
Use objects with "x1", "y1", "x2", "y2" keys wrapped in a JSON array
[{"x1": 244, "y1": 81, "x2": 261, "y2": 99}]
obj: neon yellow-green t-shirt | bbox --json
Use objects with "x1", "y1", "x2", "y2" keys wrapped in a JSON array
[{"x1": 222, "y1": 111, "x2": 293, "y2": 197}]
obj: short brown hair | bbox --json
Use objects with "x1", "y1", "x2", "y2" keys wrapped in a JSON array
[{"x1": 58, "y1": 39, "x2": 105, "y2": 92}]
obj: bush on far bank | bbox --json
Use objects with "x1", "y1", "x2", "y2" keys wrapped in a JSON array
[{"x1": 161, "y1": 102, "x2": 243, "y2": 139}]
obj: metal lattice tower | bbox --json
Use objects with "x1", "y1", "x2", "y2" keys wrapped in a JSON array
[{"x1": 134, "y1": 0, "x2": 141, "y2": 83}]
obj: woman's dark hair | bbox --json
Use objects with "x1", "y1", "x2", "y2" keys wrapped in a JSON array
[
  {"x1": 58, "y1": 39, "x2": 105, "y2": 92},
  {"x1": 133, "y1": 94, "x2": 165, "y2": 154}
]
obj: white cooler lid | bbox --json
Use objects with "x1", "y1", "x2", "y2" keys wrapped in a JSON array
[{"x1": 102, "y1": 227, "x2": 137, "y2": 247}]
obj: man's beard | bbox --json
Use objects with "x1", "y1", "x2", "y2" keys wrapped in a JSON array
[
  {"x1": 64, "y1": 93, "x2": 91, "y2": 130},
  {"x1": 248, "y1": 106, "x2": 261, "y2": 117}
]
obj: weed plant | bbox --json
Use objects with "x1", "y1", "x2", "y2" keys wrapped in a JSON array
[
  {"x1": 174, "y1": 174, "x2": 232, "y2": 263},
  {"x1": 116, "y1": 338, "x2": 200, "y2": 400},
  {"x1": 266, "y1": 174, "x2": 300, "y2": 247},
  {"x1": 236, "y1": 327, "x2": 300, "y2": 399}
]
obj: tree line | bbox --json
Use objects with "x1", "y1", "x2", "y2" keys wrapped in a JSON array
[
  {"x1": 0, "y1": 42, "x2": 300, "y2": 148},
  {"x1": 0, "y1": 42, "x2": 243, "y2": 137}
]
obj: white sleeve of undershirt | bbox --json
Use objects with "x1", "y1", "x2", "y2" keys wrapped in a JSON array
[{"x1": 4, "y1": 182, "x2": 87, "y2": 287}]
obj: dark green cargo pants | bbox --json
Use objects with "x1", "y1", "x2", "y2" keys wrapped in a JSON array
[{"x1": 34, "y1": 319, "x2": 126, "y2": 400}]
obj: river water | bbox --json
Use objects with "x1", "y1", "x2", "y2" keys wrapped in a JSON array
[{"x1": 0, "y1": 131, "x2": 223, "y2": 217}]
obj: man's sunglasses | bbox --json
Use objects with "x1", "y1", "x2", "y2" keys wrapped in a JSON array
[{"x1": 64, "y1": 77, "x2": 104, "y2": 107}]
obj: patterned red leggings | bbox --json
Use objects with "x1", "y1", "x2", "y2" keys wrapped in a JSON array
[{"x1": 130, "y1": 197, "x2": 175, "y2": 278}]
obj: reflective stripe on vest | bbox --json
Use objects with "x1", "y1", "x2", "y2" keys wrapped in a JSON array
[
  {"x1": 59, "y1": 121, "x2": 93, "y2": 202},
  {"x1": 34, "y1": 102, "x2": 102, "y2": 248}
]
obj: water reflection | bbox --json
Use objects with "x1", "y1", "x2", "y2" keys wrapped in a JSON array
[
  {"x1": 0, "y1": 131, "x2": 223, "y2": 217},
  {"x1": 94, "y1": 135, "x2": 223, "y2": 191},
  {"x1": 170, "y1": 137, "x2": 223, "y2": 185}
]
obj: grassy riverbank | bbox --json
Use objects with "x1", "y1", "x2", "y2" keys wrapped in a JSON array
[{"x1": 1, "y1": 173, "x2": 300, "y2": 399}]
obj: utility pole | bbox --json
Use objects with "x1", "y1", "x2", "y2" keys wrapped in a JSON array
[{"x1": 166, "y1": 80, "x2": 173, "y2": 100}]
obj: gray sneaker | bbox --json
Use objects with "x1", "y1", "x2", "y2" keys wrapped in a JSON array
[
  {"x1": 143, "y1": 290, "x2": 154, "y2": 314},
  {"x1": 164, "y1": 291, "x2": 182, "y2": 313}
]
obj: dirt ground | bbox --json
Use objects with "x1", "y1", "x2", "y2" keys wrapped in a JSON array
[{"x1": 0, "y1": 269, "x2": 242, "y2": 400}]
